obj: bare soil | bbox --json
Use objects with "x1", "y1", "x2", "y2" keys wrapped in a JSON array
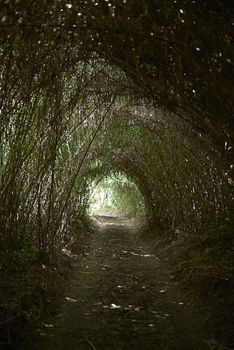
[{"x1": 34, "y1": 214, "x2": 211, "y2": 350}]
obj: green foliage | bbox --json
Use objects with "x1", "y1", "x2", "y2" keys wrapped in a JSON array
[
  {"x1": 88, "y1": 171, "x2": 146, "y2": 215},
  {"x1": 0, "y1": 1, "x2": 233, "y2": 346}
]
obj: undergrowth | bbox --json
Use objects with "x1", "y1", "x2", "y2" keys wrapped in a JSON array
[
  {"x1": 165, "y1": 220, "x2": 234, "y2": 350},
  {"x1": 0, "y1": 254, "x2": 75, "y2": 349}
]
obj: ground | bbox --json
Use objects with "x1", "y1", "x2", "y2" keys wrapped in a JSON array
[{"x1": 34, "y1": 213, "x2": 211, "y2": 350}]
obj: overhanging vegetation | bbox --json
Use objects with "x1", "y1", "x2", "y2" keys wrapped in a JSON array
[{"x1": 0, "y1": 1, "x2": 233, "y2": 348}]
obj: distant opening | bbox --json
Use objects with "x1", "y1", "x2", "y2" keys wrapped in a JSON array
[{"x1": 88, "y1": 172, "x2": 146, "y2": 219}]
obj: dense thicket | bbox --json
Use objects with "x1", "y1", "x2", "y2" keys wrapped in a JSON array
[
  {"x1": 0, "y1": 0, "x2": 233, "y2": 263},
  {"x1": 0, "y1": 1, "x2": 233, "y2": 345},
  {"x1": 2, "y1": 0, "x2": 233, "y2": 152},
  {"x1": 93, "y1": 105, "x2": 232, "y2": 230}
]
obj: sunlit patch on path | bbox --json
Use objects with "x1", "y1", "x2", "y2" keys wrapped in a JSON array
[{"x1": 91, "y1": 211, "x2": 145, "y2": 230}]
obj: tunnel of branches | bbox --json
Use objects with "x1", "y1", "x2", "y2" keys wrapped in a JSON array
[
  {"x1": 0, "y1": 0, "x2": 233, "y2": 263},
  {"x1": 0, "y1": 2, "x2": 233, "y2": 343}
]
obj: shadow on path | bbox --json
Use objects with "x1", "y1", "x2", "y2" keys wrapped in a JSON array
[{"x1": 35, "y1": 214, "x2": 209, "y2": 350}]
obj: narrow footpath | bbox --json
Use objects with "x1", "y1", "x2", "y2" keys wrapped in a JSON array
[{"x1": 35, "y1": 215, "x2": 210, "y2": 350}]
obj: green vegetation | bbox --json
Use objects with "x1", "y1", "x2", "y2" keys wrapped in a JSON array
[
  {"x1": 88, "y1": 171, "x2": 146, "y2": 215},
  {"x1": 0, "y1": 0, "x2": 233, "y2": 348}
]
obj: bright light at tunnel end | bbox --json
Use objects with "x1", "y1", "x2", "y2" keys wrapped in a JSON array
[{"x1": 87, "y1": 171, "x2": 146, "y2": 217}]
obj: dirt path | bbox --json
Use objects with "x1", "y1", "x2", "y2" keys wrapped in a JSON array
[{"x1": 35, "y1": 217, "x2": 210, "y2": 350}]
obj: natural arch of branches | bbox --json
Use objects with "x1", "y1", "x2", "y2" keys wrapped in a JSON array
[
  {"x1": 0, "y1": 2, "x2": 233, "y2": 345},
  {"x1": 0, "y1": 0, "x2": 233, "y2": 265}
]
